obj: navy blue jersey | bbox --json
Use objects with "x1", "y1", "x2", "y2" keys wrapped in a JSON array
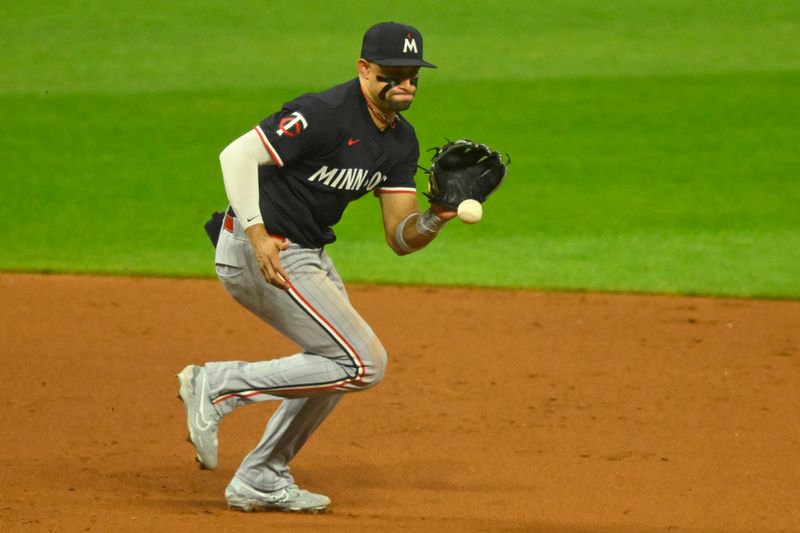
[{"x1": 253, "y1": 78, "x2": 419, "y2": 248}]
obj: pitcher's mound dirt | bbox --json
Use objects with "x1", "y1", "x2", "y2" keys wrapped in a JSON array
[{"x1": 1, "y1": 273, "x2": 799, "y2": 532}]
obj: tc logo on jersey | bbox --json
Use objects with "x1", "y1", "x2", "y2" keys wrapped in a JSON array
[
  {"x1": 276, "y1": 111, "x2": 308, "y2": 137},
  {"x1": 403, "y1": 33, "x2": 418, "y2": 54}
]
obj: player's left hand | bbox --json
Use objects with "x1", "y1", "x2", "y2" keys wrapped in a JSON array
[{"x1": 429, "y1": 203, "x2": 458, "y2": 221}]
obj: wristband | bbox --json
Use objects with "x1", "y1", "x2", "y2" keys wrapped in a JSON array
[
  {"x1": 416, "y1": 209, "x2": 445, "y2": 237},
  {"x1": 394, "y1": 213, "x2": 415, "y2": 253}
]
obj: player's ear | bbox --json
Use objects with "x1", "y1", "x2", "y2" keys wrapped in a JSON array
[{"x1": 357, "y1": 59, "x2": 372, "y2": 78}]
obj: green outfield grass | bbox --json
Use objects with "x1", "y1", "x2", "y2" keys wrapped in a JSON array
[{"x1": 2, "y1": 1, "x2": 799, "y2": 298}]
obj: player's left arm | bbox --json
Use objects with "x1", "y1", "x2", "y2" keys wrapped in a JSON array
[{"x1": 378, "y1": 193, "x2": 457, "y2": 256}]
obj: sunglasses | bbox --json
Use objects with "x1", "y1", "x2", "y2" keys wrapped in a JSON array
[
  {"x1": 376, "y1": 72, "x2": 419, "y2": 101},
  {"x1": 376, "y1": 74, "x2": 419, "y2": 88}
]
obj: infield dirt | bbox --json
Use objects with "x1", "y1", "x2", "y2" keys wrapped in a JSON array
[{"x1": 1, "y1": 273, "x2": 798, "y2": 532}]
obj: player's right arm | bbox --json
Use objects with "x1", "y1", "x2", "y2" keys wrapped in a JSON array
[{"x1": 219, "y1": 129, "x2": 290, "y2": 290}]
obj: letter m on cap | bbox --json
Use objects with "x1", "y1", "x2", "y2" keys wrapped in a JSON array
[{"x1": 403, "y1": 37, "x2": 418, "y2": 54}]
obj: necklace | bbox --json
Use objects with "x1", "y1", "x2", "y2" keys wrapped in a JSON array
[{"x1": 361, "y1": 88, "x2": 396, "y2": 129}]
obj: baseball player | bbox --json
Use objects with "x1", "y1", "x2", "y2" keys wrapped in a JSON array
[
  {"x1": 178, "y1": 21, "x2": 507, "y2": 513},
  {"x1": 178, "y1": 22, "x2": 451, "y2": 513}
]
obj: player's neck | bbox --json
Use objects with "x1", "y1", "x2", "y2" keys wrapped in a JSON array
[{"x1": 359, "y1": 86, "x2": 396, "y2": 130}]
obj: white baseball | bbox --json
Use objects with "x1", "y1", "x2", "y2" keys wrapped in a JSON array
[{"x1": 457, "y1": 199, "x2": 483, "y2": 224}]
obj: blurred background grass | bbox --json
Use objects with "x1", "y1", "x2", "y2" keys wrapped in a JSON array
[{"x1": 2, "y1": 0, "x2": 799, "y2": 297}]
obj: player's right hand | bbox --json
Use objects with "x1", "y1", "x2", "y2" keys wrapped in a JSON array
[{"x1": 245, "y1": 225, "x2": 291, "y2": 290}]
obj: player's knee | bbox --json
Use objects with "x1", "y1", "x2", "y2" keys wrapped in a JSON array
[{"x1": 358, "y1": 336, "x2": 387, "y2": 389}]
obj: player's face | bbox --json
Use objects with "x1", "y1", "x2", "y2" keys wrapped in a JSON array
[{"x1": 372, "y1": 64, "x2": 420, "y2": 111}]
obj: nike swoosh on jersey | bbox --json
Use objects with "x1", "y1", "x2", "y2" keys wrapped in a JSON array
[{"x1": 347, "y1": 138, "x2": 360, "y2": 146}]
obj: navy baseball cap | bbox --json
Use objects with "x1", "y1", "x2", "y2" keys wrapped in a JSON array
[{"x1": 360, "y1": 22, "x2": 437, "y2": 69}]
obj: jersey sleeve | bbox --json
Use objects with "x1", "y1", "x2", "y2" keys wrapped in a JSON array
[
  {"x1": 374, "y1": 137, "x2": 420, "y2": 195},
  {"x1": 255, "y1": 103, "x2": 330, "y2": 168}
]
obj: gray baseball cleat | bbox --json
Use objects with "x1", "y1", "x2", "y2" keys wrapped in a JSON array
[
  {"x1": 177, "y1": 365, "x2": 220, "y2": 470},
  {"x1": 225, "y1": 477, "x2": 331, "y2": 513}
]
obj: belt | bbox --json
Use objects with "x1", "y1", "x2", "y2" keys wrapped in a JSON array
[
  {"x1": 223, "y1": 209, "x2": 235, "y2": 233},
  {"x1": 223, "y1": 207, "x2": 286, "y2": 242}
]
